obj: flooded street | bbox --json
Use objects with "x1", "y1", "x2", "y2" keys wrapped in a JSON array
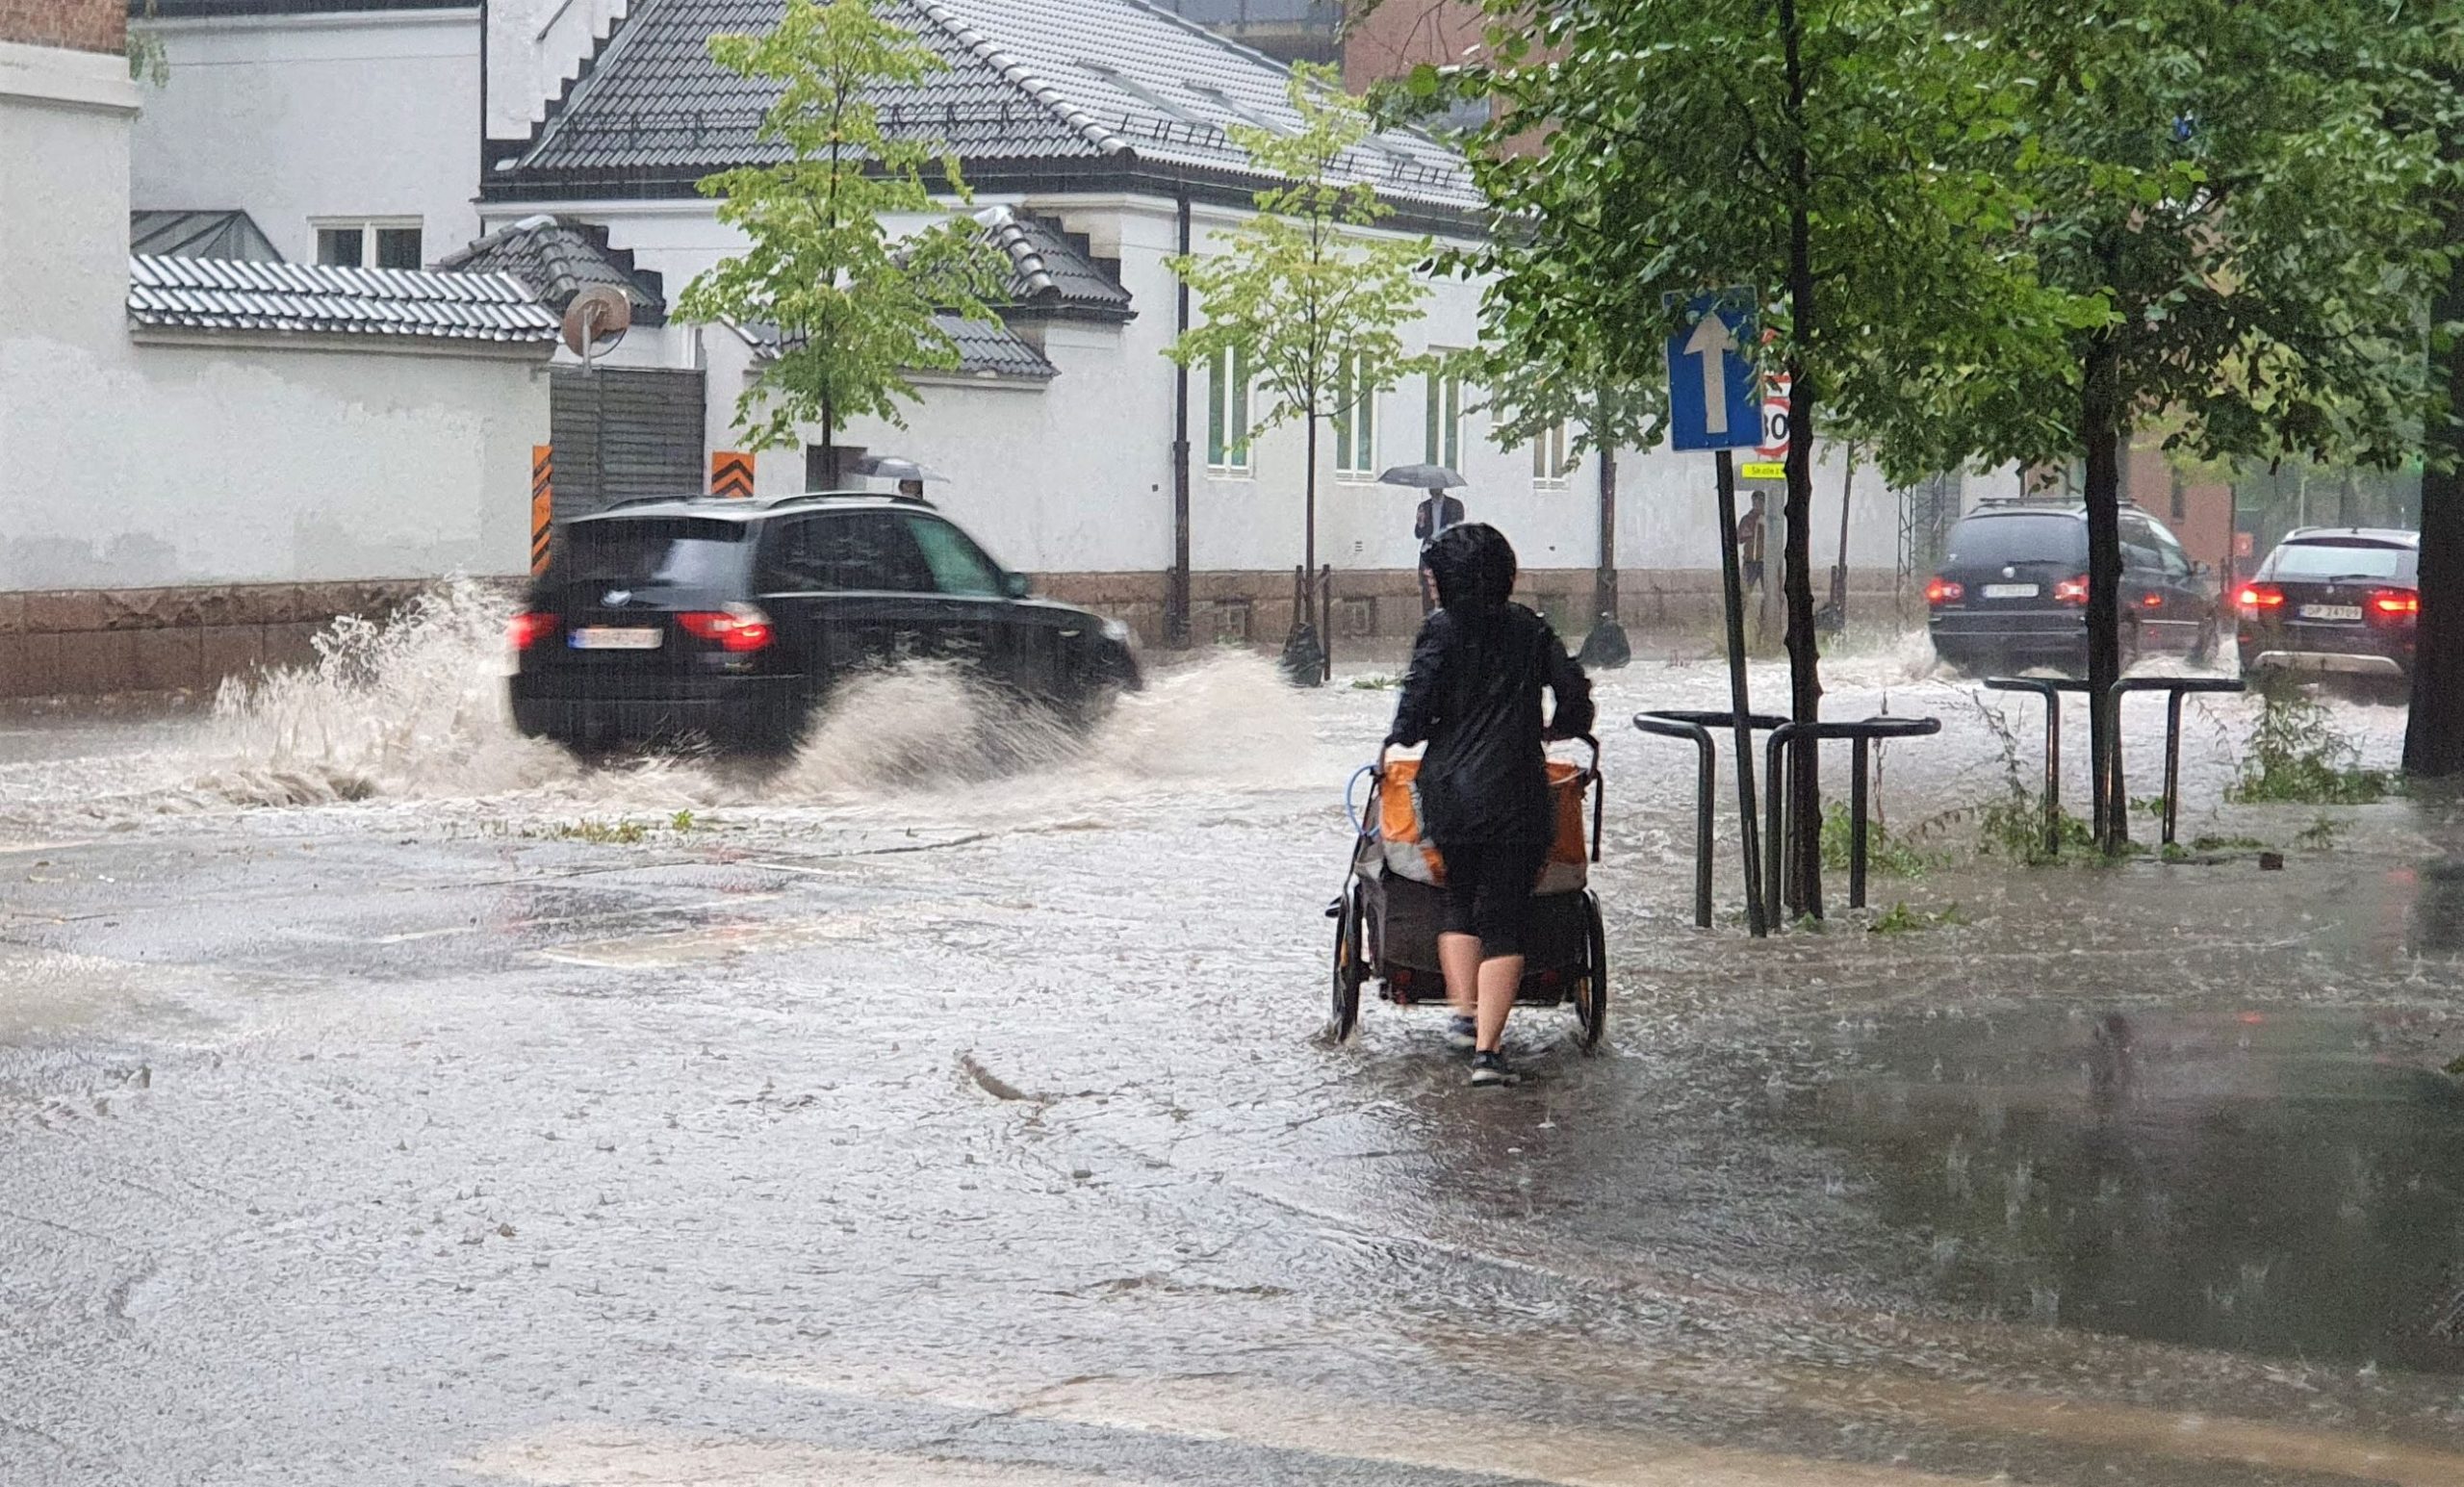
[{"x1": 5, "y1": 591, "x2": 2464, "y2": 1485}]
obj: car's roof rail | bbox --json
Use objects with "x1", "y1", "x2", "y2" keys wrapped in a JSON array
[{"x1": 755, "y1": 489, "x2": 937, "y2": 513}]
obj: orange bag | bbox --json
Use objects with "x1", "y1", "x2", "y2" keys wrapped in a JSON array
[{"x1": 1375, "y1": 757, "x2": 1590, "y2": 892}]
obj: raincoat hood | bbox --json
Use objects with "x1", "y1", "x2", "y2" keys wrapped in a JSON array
[{"x1": 1422, "y1": 523, "x2": 1518, "y2": 610}]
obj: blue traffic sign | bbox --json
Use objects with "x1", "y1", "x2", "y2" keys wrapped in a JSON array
[{"x1": 1664, "y1": 289, "x2": 1760, "y2": 451}]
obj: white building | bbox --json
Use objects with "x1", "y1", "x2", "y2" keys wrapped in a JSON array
[{"x1": 113, "y1": 0, "x2": 1966, "y2": 657}]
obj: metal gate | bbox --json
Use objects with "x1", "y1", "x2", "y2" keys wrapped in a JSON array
[{"x1": 548, "y1": 367, "x2": 706, "y2": 516}]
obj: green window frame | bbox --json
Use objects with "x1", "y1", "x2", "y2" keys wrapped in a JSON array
[{"x1": 1207, "y1": 346, "x2": 1252, "y2": 474}]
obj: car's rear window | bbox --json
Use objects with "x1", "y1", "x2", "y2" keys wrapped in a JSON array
[
  {"x1": 559, "y1": 518, "x2": 746, "y2": 586},
  {"x1": 1944, "y1": 513, "x2": 2087, "y2": 567},
  {"x1": 2268, "y1": 540, "x2": 2413, "y2": 582}
]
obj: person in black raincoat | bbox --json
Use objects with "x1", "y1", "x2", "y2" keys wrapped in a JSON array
[{"x1": 1384, "y1": 524, "x2": 1594, "y2": 1086}]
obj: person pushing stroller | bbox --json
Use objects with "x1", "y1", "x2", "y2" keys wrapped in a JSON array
[{"x1": 1384, "y1": 525, "x2": 1594, "y2": 1086}]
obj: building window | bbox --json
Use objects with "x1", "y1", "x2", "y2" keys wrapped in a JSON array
[
  {"x1": 1332, "y1": 350, "x2": 1377, "y2": 479},
  {"x1": 1206, "y1": 346, "x2": 1252, "y2": 474},
  {"x1": 315, "y1": 219, "x2": 423, "y2": 270},
  {"x1": 1424, "y1": 360, "x2": 1462, "y2": 470},
  {"x1": 1532, "y1": 421, "x2": 1571, "y2": 488}
]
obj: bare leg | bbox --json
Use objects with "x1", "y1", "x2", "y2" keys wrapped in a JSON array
[
  {"x1": 1438, "y1": 932, "x2": 1481, "y2": 1017},
  {"x1": 1475, "y1": 955, "x2": 1525, "y2": 1052}
]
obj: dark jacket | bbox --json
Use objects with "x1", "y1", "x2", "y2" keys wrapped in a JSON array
[
  {"x1": 1414, "y1": 494, "x2": 1466, "y2": 543},
  {"x1": 1385, "y1": 602, "x2": 1594, "y2": 847}
]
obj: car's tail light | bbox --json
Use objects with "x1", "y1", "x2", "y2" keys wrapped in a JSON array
[
  {"x1": 2368, "y1": 588, "x2": 2419, "y2": 626},
  {"x1": 2054, "y1": 574, "x2": 2090, "y2": 605},
  {"x1": 508, "y1": 612, "x2": 560, "y2": 651},
  {"x1": 2236, "y1": 582, "x2": 2285, "y2": 616},
  {"x1": 2142, "y1": 592, "x2": 2164, "y2": 608},
  {"x1": 1924, "y1": 577, "x2": 1964, "y2": 605},
  {"x1": 678, "y1": 604, "x2": 775, "y2": 653}
]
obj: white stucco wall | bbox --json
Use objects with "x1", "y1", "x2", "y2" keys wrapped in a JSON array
[
  {"x1": 129, "y1": 10, "x2": 482, "y2": 267},
  {"x1": 2, "y1": 39, "x2": 549, "y2": 595},
  {"x1": 487, "y1": 0, "x2": 628, "y2": 136}
]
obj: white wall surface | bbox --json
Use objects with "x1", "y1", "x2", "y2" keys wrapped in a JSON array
[
  {"x1": 488, "y1": 0, "x2": 628, "y2": 137},
  {"x1": 130, "y1": 11, "x2": 482, "y2": 267},
  {"x1": 3, "y1": 42, "x2": 549, "y2": 594}
]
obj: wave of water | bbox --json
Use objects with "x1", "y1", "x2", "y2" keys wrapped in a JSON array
[{"x1": 0, "y1": 580, "x2": 1317, "y2": 833}]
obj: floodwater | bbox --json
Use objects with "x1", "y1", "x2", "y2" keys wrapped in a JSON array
[{"x1": 4, "y1": 583, "x2": 2464, "y2": 1485}]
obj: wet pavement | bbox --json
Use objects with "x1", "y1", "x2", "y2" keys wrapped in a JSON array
[{"x1": 5, "y1": 592, "x2": 2464, "y2": 1484}]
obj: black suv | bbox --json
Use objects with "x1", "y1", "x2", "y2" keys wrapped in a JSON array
[
  {"x1": 2236, "y1": 526, "x2": 2420, "y2": 683},
  {"x1": 1926, "y1": 502, "x2": 2218, "y2": 675},
  {"x1": 509, "y1": 492, "x2": 1142, "y2": 751}
]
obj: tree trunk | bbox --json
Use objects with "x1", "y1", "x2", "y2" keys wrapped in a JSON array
[
  {"x1": 2407, "y1": 188, "x2": 2464, "y2": 777},
  {"x1": 1779, "y1": 0, "x2": 1824, "y2": 918},
  {"x1": 2081, "y1": 335, "x2": 2127, "y2": 848},
  {"x1": 1596, "y1": 433, "x2": 1618, "y2": 625},
  {"x1": 821, "y1": 391, "x2": 838, "y2": 490}
]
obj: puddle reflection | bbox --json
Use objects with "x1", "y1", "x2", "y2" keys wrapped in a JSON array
[{"x1": 1789, "y1": 1005, "x2": 2464, "y2": 1372}]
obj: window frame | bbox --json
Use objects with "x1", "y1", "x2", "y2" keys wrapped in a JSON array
[
  {"x1": 1205, "y1": 345, "x2": 1253, "y2": 476},
  {"x1": 1331, "y1": 350, "x2": 1378, "y2": 481},
  {"x1": 311, "y1": 217, "x2": 424, "y2": 270},
  {"x1": 1531, "y1": 421, "x2": 1572, "y2": 489},
  {"x1": 1424, "y1": 356, "x2": 1463, "y2": 471}
]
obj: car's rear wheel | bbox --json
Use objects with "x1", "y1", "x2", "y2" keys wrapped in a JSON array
[{"x1": 2187, "y1": 617, "x2": 2220, "y2": 668}]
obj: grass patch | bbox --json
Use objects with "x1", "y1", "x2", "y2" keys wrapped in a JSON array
[
  {"x1": 2227, "y1": 679, "x2": 2397, "y2": 805},
  {"x1": 1819, "y1": 801, "x2": 1940, "y2": 878},
  {"x1": 1348, "y1": 674, "x2": 1401, "y2": 691},
  {"x1": 2189, "y1": 833, "x2": 2268, "y2": 853},
  {"x1": 552, "y1": 818, "x2": 648, "y2": 845},
  {"x1": 1869, "y1": 901, "x2": 1971, "y2": 935}
]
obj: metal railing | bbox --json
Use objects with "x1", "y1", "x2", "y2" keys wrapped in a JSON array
[
  {"x1": 1632, "y1": 709, "x2": 1790, "y2": 930},
  {"x1": 1762, "y1": 717, "x2": 1943, "y2": 919},
  {"x1": 1983, "y1": 676, "x2": 2245, "y2": 850}
]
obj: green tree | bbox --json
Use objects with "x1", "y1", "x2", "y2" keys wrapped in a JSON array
[
  {"x1": 1166, "y1": 64, "x2": 1434, "y2": 683},
  {"x1": 1914, "y1": 0, "x2": 2429, "y2": 841},
  {"x1": 678, "y1": 0, "x2": 1008, "y2": 482},
  {"x1": 1427, "y1": 0, "x2": 2063, "y2": 914}
]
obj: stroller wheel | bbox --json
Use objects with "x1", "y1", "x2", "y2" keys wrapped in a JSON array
[
  {"x1": 1329, "y1": 886, "x2": 1364, "y2": 1040},
  {"x1": 1571, "y1": 891, "x2": 1607, "y2": 1051}
]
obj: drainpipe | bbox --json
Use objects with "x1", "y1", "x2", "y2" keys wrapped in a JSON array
[
  {"x1": 477, "y1": 0, "x2": 490, "y2": 180},
  {"x1": 1169, "y1": 190, "x2": 1194, "y2": 648}
]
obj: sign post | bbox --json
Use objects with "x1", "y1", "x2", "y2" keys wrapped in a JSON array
[{"x1": 1667, "y1": 288, "x2": 1769, "y2": 936}]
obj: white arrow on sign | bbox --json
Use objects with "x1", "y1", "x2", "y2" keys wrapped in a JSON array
[{"x1": 1683, "y1": 311, "x2": 1739, "y2": 435}]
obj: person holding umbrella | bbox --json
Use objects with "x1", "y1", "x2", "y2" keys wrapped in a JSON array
[{"x1": 1385, "y1": 464, "x2": 1469, "y2": 544}]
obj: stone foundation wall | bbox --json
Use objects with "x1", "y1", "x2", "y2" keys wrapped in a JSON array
[
  {"x1": 0, "y1": 580, "x2": 433, "y2": 701},
  {"x1": 0, "y1": 568, "x2": 1913, "y2": 701}
]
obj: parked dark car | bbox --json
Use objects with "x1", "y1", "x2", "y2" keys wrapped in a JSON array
[
  {"x1": 1925, "y1": 501, "x2": 2218, "y2": 676},
  {"x1": 2235, "y1": 526, "x2": 2419, "y2": 685},
  {"x1": 509, "y1": 492, "x2": 1142, "y2": 751}
]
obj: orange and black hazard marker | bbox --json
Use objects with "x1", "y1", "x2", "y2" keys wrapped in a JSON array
[
  {"x1": 710, "y1": 450, "x2": 755, "y2": 499},
  {"x1": 529, "y1": 445, "x2": 552, "y2": 576}
]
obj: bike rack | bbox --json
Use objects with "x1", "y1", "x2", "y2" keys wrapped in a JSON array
[
  {"x1": 1979, "y1": 678, "x2": 2095, "y2": 858},
  {"x1": 2112, "y1": 677, "x2": 2245, "y2": 845},
  {"x1": 1632, "y1": 709, "x2": 1789, "y2": 929},
  {"x1": 1762, "y1": 716, "x2": 1943, "y2": 921},
  {"x1": 1983, "y1": 676, "x2": 2245, "y2": 851}
]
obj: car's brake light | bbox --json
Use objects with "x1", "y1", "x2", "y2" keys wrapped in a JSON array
[
  {"x1": 1924, "y1": 577, "x2": 1964, "y2": 605},
  {"x1": 2054, "y1": 574, "x2": 2090, "y2": 605},
  {"x1": 678, "y1": 605, "x2": 775, "y2": 653},
  {"x1": 509, "y1": 612, "x2": 560, "y2": 651},
  {"x1": 2236, "y1": 582, "x2": 2285, "y2": 614},
  {"x1": 2368, "y1": 588, "x2": 2419, "y2": 625}
]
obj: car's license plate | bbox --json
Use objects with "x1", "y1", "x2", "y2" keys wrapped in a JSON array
[
  {"x1": 1982, "y1": 583, "x2": 2039, "y2": 600},
  {"x1": 569, "y1": 627, "x2": 664, "y2": 651},
  {"x1": 2299, "y1": 603, "x2": 2362, "y2": 622}
]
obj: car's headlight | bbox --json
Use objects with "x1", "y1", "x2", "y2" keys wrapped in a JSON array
[{"x1": 1101, "y1": 617, "x2": 1135, "y2": 647}]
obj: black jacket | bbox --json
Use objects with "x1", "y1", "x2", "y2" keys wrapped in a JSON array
[{"x1": 1385, "y1": 602, "x2": 1594, "y2": 847}]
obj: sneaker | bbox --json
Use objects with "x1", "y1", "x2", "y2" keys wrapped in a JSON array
[
  {"x1": 1445, "y1": 1014, "x2": 1477, "y2": 1052},
  {"x1": 1469, "y1": 1050, "x2": 1520, "y2": 1088}
]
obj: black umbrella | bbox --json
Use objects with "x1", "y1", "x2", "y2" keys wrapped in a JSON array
[{"x1": 1377, "y1": 464, "x2": 1468, "y2": 491}]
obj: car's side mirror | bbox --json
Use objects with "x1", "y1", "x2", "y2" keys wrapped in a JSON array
[{"x1": 1003, "y1": 572, "x2": 1031, "y2": 599}]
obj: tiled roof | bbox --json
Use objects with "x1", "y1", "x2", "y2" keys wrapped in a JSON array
[
  {"x1": 990, "y1": 214, "x2": 1135, "y2": 321},
  {"x1": 737, "y1": 312, "x2": 1059, "y2": 380},
  {"x1": 435, "y1": 215, "x2": 669, "y2": 325},
  {"x1": 496, "y1": 0, "x2": 1476, "y2": 212},
  {"x1": 129, "y1": 209, "x2": 284, "y2": 263},
  {"x1": 125, "y1": 256, "x2": 561, "y2": 344}
]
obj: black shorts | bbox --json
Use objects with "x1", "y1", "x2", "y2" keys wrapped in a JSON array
[
  {"x1": 1742, "y1": 558, "x2": 1766, "y2": 590},
  {"x1": 1435, "y1": 838, "x2": 1545, "y2": 958}
]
